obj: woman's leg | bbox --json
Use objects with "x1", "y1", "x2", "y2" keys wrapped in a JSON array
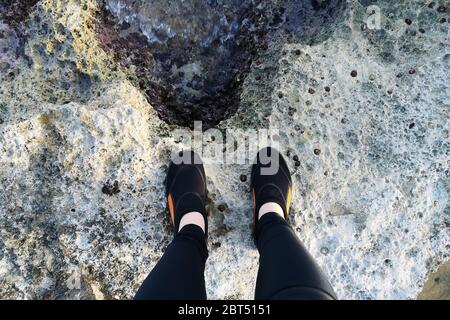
[
  {"x1": 134, "y1": 224, "x2": 208, "y2": 300},
  {"x1": 135, "y1": 150, "x2": 209, "y2": 300},
  {"x1": 254, "y1": 212, "x2": 336, "y2": 300},
  {"x1": 251, "y1": 147, "x2": 336, "y2": 300}
]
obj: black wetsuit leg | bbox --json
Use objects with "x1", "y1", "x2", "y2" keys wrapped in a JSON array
[
  {"x1": 254, "y1": 213, "x2": 337, "y2": 300},
  {"x1": 134, "y1": 224, "x2": 208, "y2": 300}
]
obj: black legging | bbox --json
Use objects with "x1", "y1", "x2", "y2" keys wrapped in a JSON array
[{"x1": 134, "y1": 213, "x2": 336, "y2": 300}]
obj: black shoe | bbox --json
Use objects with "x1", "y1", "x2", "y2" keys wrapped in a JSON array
[
  {"x1": 165, "y1": 150, "x2": 208, "y2": 237},
  {"x1": 251, "y1": 147, "x2": 292, "y2": 236}
]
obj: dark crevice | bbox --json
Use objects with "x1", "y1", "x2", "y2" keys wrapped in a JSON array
[
  {"x1": 94, "y1": 0, "x2": 347, "y2": 130},
  {"x1": 95, "y1": 0, "x2": 264, "y2": 129}
]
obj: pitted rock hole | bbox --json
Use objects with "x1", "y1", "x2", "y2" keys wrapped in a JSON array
[{"x1": 96, "y1": 0, "x2": 347, "y2": 129}]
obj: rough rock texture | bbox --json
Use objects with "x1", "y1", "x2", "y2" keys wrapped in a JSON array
[{"x1": 0, "y1": 0, "x2": 449, "y2": 299}]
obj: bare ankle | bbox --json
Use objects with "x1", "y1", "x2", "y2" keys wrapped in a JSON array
[
  {"x1": 258, "y1": 202, "x2": 285, "y2": 221},
  {"x1": 178, "y1": 211, "x2": 206, "y2": 233}
]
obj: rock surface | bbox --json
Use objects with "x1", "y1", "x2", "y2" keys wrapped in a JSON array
[{"x1": 0, "y1": 0, "x2": 449, "y2": 299}]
